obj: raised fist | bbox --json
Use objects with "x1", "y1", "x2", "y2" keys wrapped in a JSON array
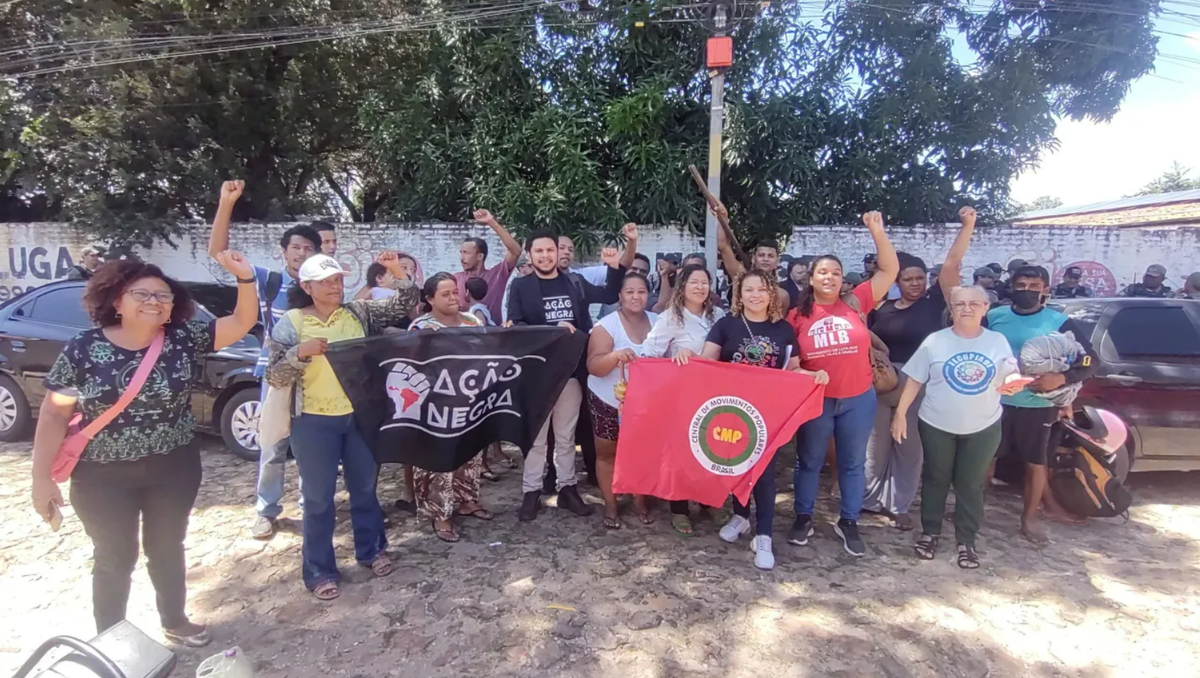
[
  {"x1": 862, "y1": 211, "x2": 884, "y2": 230},
  {"x1": 600, "y1": 247, "x2": 620, "y2": 268},
  {"x1": 386, "y1": 362, "x2": 431, "y2": 421},
  {"x1": 622, "y1": 222, "x2": 639, "y2": 241},
  {"x1": 215, "y1": 249, "x2": 253, "y2": 280},
  {"x1": 958, "y1": 206, "x2": 977, "y2": 225},
  {"x1": 377, "y1": 251, "x2": 406, "y2": 278},
  {"x1": 473, "y1": 209, "x2": 497, "y2": 226},
  {"x1": 220, "y1": 180, "x2": 244, "y2": 203}
]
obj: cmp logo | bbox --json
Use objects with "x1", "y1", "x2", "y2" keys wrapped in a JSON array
[
  {"x1": 688, "y1": 396, "x2": 768, "y2": 477},
  {"x1": 942, "y1": 351, "x2": 996, "y2": 396}
]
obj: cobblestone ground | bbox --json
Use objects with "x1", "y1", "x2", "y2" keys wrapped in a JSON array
[{"x1": 2, "y1": 438, "x2": 1198, "y2": 678}]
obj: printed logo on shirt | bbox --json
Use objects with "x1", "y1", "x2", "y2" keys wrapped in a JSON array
[
  {"x1": 688, "y1": 396, "x2": 768, "y2": 477},
  {"x1": 942, "y1": 351, "x2": 997, "y2": 396},
  {"x1": 805, "y1": 315, "x2": 859, "y2": 358},
  {"x1": 543, "y1": 295, "x2": 574, "y2": 323},
  {"x1": 733, "y1": 337, "x2": 782, "y2": 368}
]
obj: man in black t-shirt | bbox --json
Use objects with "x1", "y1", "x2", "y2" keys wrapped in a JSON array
[{"x1": 507, "y1": 231, "x2": 625, "y2": 521}]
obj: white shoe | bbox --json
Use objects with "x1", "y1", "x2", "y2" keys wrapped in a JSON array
[
  {"x1": 719, "y1": 515, "x2": 751, "y2": 543},
  {"x1": 751, "y1": 535, "x2": 775, "y2": 570}
]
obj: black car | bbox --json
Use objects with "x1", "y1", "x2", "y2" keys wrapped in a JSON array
[
  {"x1": 1057, "y1": 297, "x2": 1200, "y2": 473},
  {"x1": 0, "y1": 280, "x2": 264, "y2": 460}
]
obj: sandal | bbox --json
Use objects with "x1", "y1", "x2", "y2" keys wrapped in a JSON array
[
  {"x1": 432, "y1": 520, "x2": 460, "y2": 542},
  {"x1": 893, "y1": 513, "x2": 915, "y2": 531},
  {"x1": 957, "y1": 544, "x2": 980, "y2": 569},
  {"x1": 914, "y1": 534, "x2": 939, "y2": 561},
  {"x1": 457, "y1": 505, "x2": 494, "y2": 521},
  {"x1": 313, "y1": 581, "x2": 340, "y2": 601},
  {"x1": 369, "y1": 554, "x2": 394, "y2": 577},
  {"x1": 671, "y1": 514, "x2": 694, "y2": 536},
  {"x1": 163, "y1": 623, "x2": 211, "y2": 648},
  {"x1": 481, "y1": 470, "x2": 501, "y2": 483},
  {"x1": 602, "y1": 514, "x2": 622, "y2": 530}
]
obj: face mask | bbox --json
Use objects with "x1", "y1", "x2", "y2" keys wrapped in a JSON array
[{"x1": 1010, "y1": 289, "x2": 1043, "y2": 311}]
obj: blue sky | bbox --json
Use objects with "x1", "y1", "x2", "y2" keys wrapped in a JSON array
[{"x1": 1009, "y1": 15, "x2": 1200, "y2": 207}]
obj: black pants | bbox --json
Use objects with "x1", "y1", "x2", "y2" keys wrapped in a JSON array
[{"x1": 70, "y1": 443, "x2": 202, "y2": 632}]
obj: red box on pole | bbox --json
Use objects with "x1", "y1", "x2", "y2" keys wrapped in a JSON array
[{"x1": 707, "y1": 36, "x2": 733, "y2": 68}]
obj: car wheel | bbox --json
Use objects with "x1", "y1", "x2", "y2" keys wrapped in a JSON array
[
  {"x1": 221, "y1": 388, "x2": 261, "y2": 461},
  {"x1": 1112, "y1": 444, "x2": 1132, "y2": 483},
  {"x1": 0, "y1": 373, "x2": 32, "y2": 442}
]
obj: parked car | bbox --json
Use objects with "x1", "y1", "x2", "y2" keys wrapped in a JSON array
[
  {"x1": 0, "y1": 280, "x2": 264, "y2": 460},
  {"x1": 1056, "y1": 297, "x2": 1200, "y2": 473}
]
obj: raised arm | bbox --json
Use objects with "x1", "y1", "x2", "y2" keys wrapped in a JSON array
[
  {"x1": 348, "y1": 252, "x2": 420, "y2": 329},
  {"x1": 619, "y1": 223, "x2": 639, "y2": 269},
  {"x1": 582, "y1": 248, "x2": 625, "y2": 305},
  {"x1": 211, "y1": 250, "x2": 260, "y2": 349},
  {"x1": 940, "y1": 206, "x2": 977, "y2": 300},
  {"x1": 474, "y1": 209, "x2": 522, "y2": 269},
  {"x1": 652, "y1": 263, "x2": 674, "y2": 313},
  {"x1": 208, "y1": 180, "x2": 244, "y2": 259},
  {"x1": 863, "y1": 210, "x2": 900, "y2": 303}
]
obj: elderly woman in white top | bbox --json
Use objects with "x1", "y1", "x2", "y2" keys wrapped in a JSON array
[
  {"x1": 586, "y1": 272, "x2": 658, "y2": 529},
  {"x1": 640, "y1": 264, "x2": 725, "y2": 535}
]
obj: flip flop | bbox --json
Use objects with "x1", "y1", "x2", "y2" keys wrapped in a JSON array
[
  {"x1": 481, "y1": 470, "x2": 501, "y2": 483},
  {"x1": 368, "y1": 555, "x2": 393, "y2": 577},
  {"x1": 432, "y1": 521, "x2": 460, "y2": 542},
  {"x1": 671, "y1": 515, "x2": 694, "y2": 536},
  {"x1": 458, "y1": 507, "x2": 494, "y2": 521},
  {"x1": 603, "y1": 515, "x2": 622, "y2": 530}
]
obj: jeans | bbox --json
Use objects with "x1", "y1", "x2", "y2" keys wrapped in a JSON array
[
  {"x1": 523, "y1": 378, "x2": 583, "y2": 493},
  {"x1": 255, "y1": 381, "x2": 300, "y2": 519},
  {"x1": 290, "y1": 413, "x2": 387, "y2": 590},
  {"x1": 70, "y1": 443, "x2": 202, "y2": 632},
  {"x1": 863, "y1": 371, "x2": 924, "y2": 515},
  {"x1": 732, "y1": 455, "x2": 777, "y2": 536},
  {"x1": 918, "y1": 419, "x2": 1003, "y2": 547},
  {"x1": 794, "y1": 387, "x2": 878, "y2": 521}
]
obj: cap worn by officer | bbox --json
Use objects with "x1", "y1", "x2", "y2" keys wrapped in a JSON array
[
  {"x1": 1146, "y1": 264, "x2": 1167, "y2": 278},
  {"x1": 863, "y1": 253, "x2": 878, "y2": 263},
  {"x1": 298, "y1": 254, "x2": 346, "y2": 283},
  {"x1": 662, "y1": 253, "x2": 682, "y2": 266},
  {"x1": 973, "y1": 266, "x2": 997, "y2": 280},
  {"x1": 1064, "y1": 266, "x2": 1083, "y2": 280}
]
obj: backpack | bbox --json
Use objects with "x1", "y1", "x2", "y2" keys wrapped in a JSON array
[
  {"x1": 258, "y1": 270, "x2": 285, "y2": 332},
  {"x1": 1049, "y1": 441, "x2": 1133, "y2": 519}
]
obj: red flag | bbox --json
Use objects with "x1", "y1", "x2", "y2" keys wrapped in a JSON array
[{"x1": 613, "y1": 358, "x2": 826, "y2": 506}]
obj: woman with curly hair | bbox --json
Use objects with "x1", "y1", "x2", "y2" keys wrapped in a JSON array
[
  {"x1": 642, "y1": 264, "x2": 724, "y2": 535},
  {"x1": 786, "y1": 211, "x2": 900, "y2": 558},
  {"x1": 30, "y1": 252, "x2": 259, "y2": 645},
  {"x1": 678, "y1": 269, "x2": 829, "y2": 569}
]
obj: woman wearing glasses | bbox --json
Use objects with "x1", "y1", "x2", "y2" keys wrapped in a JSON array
[{"x1": 890, "y1": 284, "x2": 1024, "y2": 569}]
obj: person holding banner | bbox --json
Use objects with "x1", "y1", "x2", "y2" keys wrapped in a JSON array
[
  {"x1": 506, "y1": 231, "x2": 625, "y2": 522},
  {"x1": 787, "y1": 211, "x2": 899, "y2": 557},
  {"x1": 676, "y1": 269, "x2": 829, "y2": 570},
  {"x1": 409, "y1": 273, "x2": 493, "y2": 542},
  {"x1": 264, "y1": 252, "x2": 418, "y2": 601},
  {"x1": 586, "y1": 272, "x2": 659, "y2": 529},
  {"x1": 641, "y1": 264, "x2": 725, "y2": 535},
  {"x1": 31, "y1": 253, "x2": 259, "y2": 645}
]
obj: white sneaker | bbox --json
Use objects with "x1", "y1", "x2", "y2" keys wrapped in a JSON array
[
  {"x1": 751, "y1": 535, "x2": 775, "y2": 570},
  {"x1": 719, "y1": 515, "x2": 751, "y2": 543}
]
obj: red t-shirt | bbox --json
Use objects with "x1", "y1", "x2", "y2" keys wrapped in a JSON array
[{"x1": 788, "y1": 281, "x2": 876, "y2": 399}]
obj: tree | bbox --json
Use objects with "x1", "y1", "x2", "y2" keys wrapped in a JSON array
[
  {"x1": 1018, "y1": 196, "x2": 1064, "y2": 213},
  {"x1": 1130, "y1": 162, "x2": 1200, "y2": 197},
  {"x1": 1, "y1": 0, "x2": 1160, "y2": 249}
]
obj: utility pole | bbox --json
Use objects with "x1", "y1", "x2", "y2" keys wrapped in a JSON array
[{"x1": 698, "y1": 0, "x2": 735, "y2": 282}]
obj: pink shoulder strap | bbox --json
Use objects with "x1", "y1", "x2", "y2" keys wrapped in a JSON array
[{"x1": 79, "y1": 330, "x2": 165, "y2": 440}]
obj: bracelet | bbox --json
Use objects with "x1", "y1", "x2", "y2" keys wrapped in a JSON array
[{"x1": 236, "y1": 277, "x2": 256, "y2": 284}]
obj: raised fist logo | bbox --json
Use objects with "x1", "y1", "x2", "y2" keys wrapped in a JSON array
[{"x1": 386, "y1": 363, "x2": 430, "y2": 421}]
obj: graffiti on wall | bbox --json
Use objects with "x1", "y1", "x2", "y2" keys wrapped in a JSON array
[{"x1": 0, "y1": 246, "x2": 77, "y2": 301}]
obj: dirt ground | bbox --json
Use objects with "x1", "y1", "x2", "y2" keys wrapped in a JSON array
[{"x1": 2, "y1": 438, "x2": 1198, "y2": 678}]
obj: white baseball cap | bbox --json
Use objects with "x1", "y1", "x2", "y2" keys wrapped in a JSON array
[{"x1": 298, "y1": 255, "x2": 345, "y2": 283}]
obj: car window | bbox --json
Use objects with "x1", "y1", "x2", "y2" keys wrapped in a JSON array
[
  {"x1": 27, "y1": 288, "x2": 90, "y2": 328},
  {"x1": 1059, "y1": 302, "x2": 1105, "y2": 343},
  {"x1": 1107, "y1": 307, "x2": 1200, "y2": 359}
]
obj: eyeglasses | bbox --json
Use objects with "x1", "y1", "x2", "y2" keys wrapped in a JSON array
[
  {"x1": 951, "y1": 301, "x2": 988, "y2": 311},
  {"x1": 127, "y1": 289, "x2": 175, "y2": 304}
]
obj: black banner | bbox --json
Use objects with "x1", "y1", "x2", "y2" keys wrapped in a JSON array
[{"x1": 325, "y1": 326, "x2": 586, "y2": 472}]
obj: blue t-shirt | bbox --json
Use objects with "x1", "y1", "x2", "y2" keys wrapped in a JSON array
[
  {"x1": 253, "y1": 265, "x2": 296, "y2": 377},
  {"x1": 985, "y1": 305, "x2": 1067, "y2": 409}
]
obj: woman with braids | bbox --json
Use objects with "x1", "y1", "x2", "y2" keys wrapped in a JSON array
[
  {"x1": 265, "y1": 252, "x2": 418, "y2": 601},
  {"x1": 786, "y1": 211, "x2": 900, "y2": 558},
  {"x1": 586, "y1": 271, "x2": 658, "y2": 529},
  {"x1": 641, "y1": 264, "x2": 725, "y2": 535},
  {"x1": 677, "y1": 269, "x2": 828, "y2": 570},
  {"x1": 409, "y1": 272, "x2": 493, "y2": 542}
]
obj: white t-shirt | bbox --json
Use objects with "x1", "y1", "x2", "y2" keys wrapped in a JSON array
[
  {"x1": 587, "y1": 310, "x2": 658, "y2": 409},
  {"x1": 902, "y1": 327, "x2": 1016, "y2": 435},
  {"x1": 642, "y1": 306, "x2": 725, "y2": 359}
]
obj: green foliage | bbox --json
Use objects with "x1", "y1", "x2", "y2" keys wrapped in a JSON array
[
  {"x1": 1129, "y1": 161, "x2": 1200, "y2": 197},
  {"x1": 1, "y1": 0, "x2": 1160, "y2": 249},
  {"x1": 1019, "y1": 195, "x2": 1064, "y2": 213}
]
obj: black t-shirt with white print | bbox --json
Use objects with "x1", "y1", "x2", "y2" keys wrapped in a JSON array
[
  {"x1": 705, "y1": 314, "x2": 799, "y2": 370},
  {"x1": 537, "y1": 274, "x2": 577, "y2": 326}
]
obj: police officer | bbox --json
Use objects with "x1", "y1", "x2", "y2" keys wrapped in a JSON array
[
  {"x1": 1120, "y1": 264, "x2": 1173, "y2": 298},
  {"x1": 1053, "y1": 266, "x2": 1093, "y2": 298}
]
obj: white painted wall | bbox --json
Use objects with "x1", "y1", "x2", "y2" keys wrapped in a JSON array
[{"x1": 3, "y1": 221, "x2": 1197, "y2": 300}]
